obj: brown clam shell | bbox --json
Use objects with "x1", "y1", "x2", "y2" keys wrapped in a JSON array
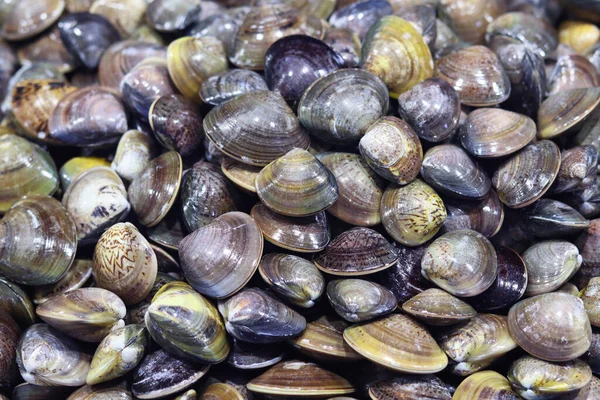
[
  {"x1": 538, "y1": 88, "x2": 600, "y2": 140},
  {"x1": 548, "y1": 55, "x2": 600, "y2": 96},
  {"x1": 441, "y1": 190, "x2": 505, "y2": 238},
  {"x1": 0, "y1": 311, "x2": 20, "y2": 391},
  {"x1": 221, "y1": 157, "x2": 262, "y2": 193},
  {"x1": 17, "y1": 28, "x2": 77, "y2": 73},
  {"x1": 438, "y1": 0, "x2": 506, "y2": 44},
  {"x1": 290, "y1": 316, "x2": 361, "y2": 362},
  {"x1": 402, "y1": 288, "x2": 477, "y2": 326},
  {"x1": 1, "y1": 0, "x2": 65, "y2": 41}
]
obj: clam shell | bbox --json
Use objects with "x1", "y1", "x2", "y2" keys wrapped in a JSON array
[
  {"x1": 368, "y1": 375, "x2": 454, "y2": 400},
  {"x1": 343, "y1": 313, "x2": 448, "y2": 373},
  {"x1": 126, "y1": 272, "x2": 176, "y2": 325},
  {"x1": 314, "y1": 227, "x2": 398, "y2": 276},
  {"x1": 402, "y1": 288, "x2": 476, "y2": 326},
  {"x1": 186, "y1": 6, "x2": 249, "y2": 54},
  {"x1": 359, "y1": 117, "x2": 423, "y2": 185},
  {"x1": 323, "y1": 28, "x2": 361, "y2": 68},
  {"x1": 60, "y1": 157, "x2": 111, "y2": 190},
  {"x1": 200, "y1": 69, "x2": 268, "y2": 106},
  {"x1": 145, "y1": 281, "x2": 230, "y2": 363},
  {"x1": 381, "y1": 179, "x2": 447, "y2": 246},
  {"x1": 453, "y1": 370, "x2": 520, "y2": 400},
  {"x1": 576, "y1": 219, "x2": 600, "y2": 274},
  {"x1": 290, "y1": 316, "x2": 361, "y2": 362},
  {"x1": 32, "y1": 260, "x2": 93, "y2": 305},
  {"x1": 560, "y1": 20, "x2": 600, "y2": 54},
  {"x1": 16, "y1": 28, "x2": 77, "y2": 73},
  {"x1": 422, "y1": 229, "x2": 498, "y2": 297},
  {"x1": 395, "y1": 4, "x2": 437, "y2": 46},
  {"x1": 0, "y1": 279, "x2": 35, "y2": 329},
  {"x1": 327, "y1": 279, "x2": 397, "y2": 322},
  {"x1": 218, "y1": 288, "x2": 306, "y2": 343},
  {"x1": 435, "y1": 46, "x2": 511, "y2": 107},
  {"x1": 580, "y1": 277, "x2": 600, "y2": 327},
  {"x1": 0, "y1": 311, "x2": 20, "y2": 391},
  {"x1": 538, "y1": 88, "x2": 600, "y2": 140},
  {"x1": 93, "y1": 222, "x2": 158, "y2": 305},
  {"x1": 492, "y1": 140, "x2": 561, "y2": 208},
  {"x1": 329, "y1": 0, "x2": 393, "y2": 40},
  {"x1": 523, "y1": 199, "x2": 590, "y2": 238},
  {"x1": 0, "y1": 196, "x2": 76, "y2": 286},
  {"x1": 548, "y1": 55, "x2": 600, "y2": 95},
  {"x1": 0, "y1": 0, "x2": 64, "y2": 41},
  {"x1": 221, "y1": 157, "x2": 262, "y2": 193},
  {"x1": 227, "y1": 339, "x2": 285, "y2": 370},
  {"x1": 111, "y1": 129, "x2": 157, "y2": 182},
  {"x1": 128, "y1": 151, "x2": 182, "y2": 227},
  {"x1": 200, "y1": 384, "x2": 243, "y2": 400},
  {"x1": 12, "y1": 383, "x2": 73, "y2": 400},
  {"x1": 554, "y1": 145, "x2": 598, "y2": 194},
  {"x1": 62, "y1": 166, "x2": 130, "y2": 244},
  {"x1": 256, "y1": 148, "x2": 338, "y2": 217},
  {"x1": 146, "y1": 209, "x2": 187, "y2": 251},
  {"x1": 66, "y1": 381, "x2": 132, "y2": 400},
  {"x1": 145, "y1": 0, "x2": 200, "y2": 32},
  {"x1": 441, "y1": 190, "x2": 504, "y2": 238},
  {"x1": 438, "y1": 0, "x2": 506, "y2": 44},
  {"x1": 508, "y1": 292, "x2": 592, "y2": 362},
  {"x1": 89, "y1": 0, "x2": 147, "y2": 37},
  {"x1": 36, "y1": 288, "x2": 126, "y2": 342},
  {"x1": 251, "y1": 203, "x2": 330, "y2": 253},
  {"x1": 204, "y1": 91, "x2": 310, "y2": 166},
  {"x1": 179, "y1": 212, "x2": 262, "y2": 299}
]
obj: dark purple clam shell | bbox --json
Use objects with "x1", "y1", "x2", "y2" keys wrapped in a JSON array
[
  {"x1": 521, "y1": 199, "x2": 590, "y2": 238},
  {"x1": 441, "y1": 189, "x2": 504, "y2": 238}
]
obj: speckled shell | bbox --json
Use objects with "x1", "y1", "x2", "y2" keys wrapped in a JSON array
[
  {"x1": 93, "y1": 222, "x2": 157, "y2": 306},
  {"x1": 290, "y1": 316, "x2": 361, "y2": 362},
  {"x1": 1, "y1": 0, "x2": 64, "y2": 40},
  {"x1": 0, "y1": 311, "x2": 20, "y2": 391},
  {"x1": 179, "y1": 212, "x2": 263, "y2": 299},
  {"x1": 59, "y1": 157, "x2": 111, "y2": 191},
  {"x1": 435, "y1": 46, "x2": 511, "y2": 107},
  {"x1": 327, "y1": 279, "x2": 397, "y2": 322},
  {"x1": 486, "y1": 12, "x2": 558, "y2": 58},
  {"x1": 32, "y1": 259, "x2": 93, "y2": 305},
  {"x1": 368, "y1": 375, "x2": 454, "y2": 400},
  {"x1": 554, "y1": 146, "x2": 598, "y2": 194},
  {"x1": 548, "y1": 55, "x2": 600, "y2": 96},
  {"x1": 438, "y1": 0, "x2": 506, "y2": 44},
  {"x1": 200, "y1": 69, "x2": 268, "y2": 106},
  {"x1": 0, "y1": 279, "x2": 35, "y2": 329},
  {"x1": 359, "y1": 117, "x2": 423, "y2": 185},
  {"x1": 538, "y1": 88, "x2": 600, "y2": 140},
  {"x1": 402, "y1": 288, "x2": 476, "y2": 326},
  {"x1": 111, "y1": 130, "x2": 157, "y2": 182},
  {"x1": 381, "y1": 179, "x2": 447, "y2": 246},
  {"x1": 581, "y1": 277, "x2": 600, "y2": 327},
  {"x1": 453, "y1": 370, "x2": 520, "y2": 400},
  {"x1": 98, "y1": 41, "x2": 166, "y2": 89}
]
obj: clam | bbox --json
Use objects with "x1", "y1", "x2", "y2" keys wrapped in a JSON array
[
  {"x1": 438, "y1": 314, "x2": 518, "y2": 375},
  {"x1": 453, "y1": 370, "x2": 521, "y2": 400},
  {"x1": 522, "y1": 241, "x2": 582, "y2": 296},
  {"x1": 486, "y1": 12, "x2": 558, "y2": 58},
  {"x1": 522, "y1": 199, "x2": 589, "y2": 238},
  {"x1": 200, "y1": 384, "x2": 244, "y2": 400},
  {"x1": 438, "y1": 0, "x2": 506, "y2": 44},
  {"x1": 59, "y1": 157, "x2": 111, "y2": 190},
  {"x1": 380, "y1": 179, "x2": 447, "y2": 246},
  {"x1": 422, "y1": 229, "x2": 498, "y2": 297},
  {"x1": 576, "y1": 219, "x2": 600, "y2": 274},
  {"x1": 259, "y1": 253, "x2": 324, "y2": 308},
  {"x1": 166, "y1": 36, "x2": 228, "y2": 104},
  {"x1": 256, "y1": 148, "x2": 338, "y2": 217},
  {"x1": 584, "y1": 332, "x2": 600, "y2": 375},
  {"x1": 36, "y1": 288, "x2": 126, "y2": 342},
  {"x1": 16, "y1": 28, "x2": 77, "y2": 73},
  {"x1": 62, "y1": 167, "x2": 130, "y2": 244},
  {"x1": 16, "y1": 324, "x2": 91, "y2": 386},
  {"x1": 128, "y1": 151, "x2": 182, "y2": 227},
  {"x1": 343, "y1": 313, "x2": 448, "y2": 373},
  {"x1": 251, "y1": 203, "x2": 330, "y2": 253},
  {"x1": 548, "y1": 55, "x2": 600, "y2": 95},
  {"x1": 200, "y1": 69, "x2": 267, "y2": 106},
  {"x1": 314, "y1": 228, "x2": 398, "y2": 276},
  {"x1": 228, "y1": 339, "x2": 285, "y2": 369},
  {"x1": 98, "y1": 40, "x2": 167, "y2": 89},
  {"x1": 48, "y1": 86, "x2": 128, "y2": 147},
  {"x1": 204, "y1": 91, "x2": 310, "y2": 166},
  {"x1": 247, "y1": 360, "x2": 355, "y2": 398},
  {"x1": 361, "y1": 15, "x2": 433, "y2": 98},
  {"x1": 359, "y1": 117, "x2": 423, "y2": 185},
  {"x1": 554, "y1": 146, "x2": 598, "y2": 194},
  {"x1": 186, "y1": 6, "x2": 250, "y2": 54},
  {"x1": 368, "y1": 375, "x2": 454, "y2": 400},
  {"x1": 218, "y1": 288, "x2": 306, "y2": 343},
  {"x1": 538, "y1": 88, "x2": 600, "y2": 140},
  {"x1": 467, "y1": 246, "x2": 528, "y2": 312},
  {"x1": 581, "y1": 277, "x2": 600, "y2": 327},
  {"x1": 396, "y1": 77, "x2": 461, "y2": 143},
  {"x1": 12, "y1": 383, "x2": 74, "y2": 400},
  {"x1": 0, "y1": 196, "x2": 76, "y2": 286},
  {"x1": 179, "y1": 212, "x2": 262, "y2": 299},
  {"x1": 290, "y1": 316, "x2": 361, "y2": 362},
  {"x1": 0, "y1": 0, "x2": 64, "y2": 41},
  {"x1": 508, "y1": 356, "x2": 592, "y2": 399},
  {"x1": 11, "y1": 79, "x2": 77, "y2": 145},
  {"x1": 0, "y1": 312, "x2": 19, "y2": 391},
  {"x1": 323, "y1": 28, "x2": 361, "y2": 68},
  {"x1": 180, "y1": 161, "x2": 239, "y2": 232},
  {"x1": 327, "y1": 279, "x2": 397, "y2": 322},
  {"x1": 58, "y1": 13, "x2": 121, "y2": 70},
  {"x1": 297, "y1": 69, "x2": 389, "y2": 145},
  {"x1": 229, "y1": 5, "x2": 325, "y2": 70},
  {"x1": 132, "y1": 349, "x2": 210, "y2": 399},
  {"x1": 145, "y1": 0, "x2": 201, "y2": 32},
  {"x1": 265, "y1": 35, "x2": 345, "y2": 109},
  {"x1": 0, "y1": 134, "x2": 58, "y2": 213},
  {"x1": 0, "y1": 279, "x2": 35, "y2": 329},
  {"x1": 126, "y1": 272, "x2": 177, "y2": 325},
  {"x1": 89, "y1": 0, "x2": 147, "y2": 37},
  {"x1": 86, "y1": 324, "x2": 146, "y2": 385},
  {"x1": 66, "y1": 381, "x2": 132, "y2": 400},
  {"x1": 421, "y1": 144, "x2": 492, "y2": 200},
  {"x1": 221, "y1": 157, "x2": 262, "y2": 193},
  {"x1": 396, "y1": 4, "x2": 437, "y2": 46},
  {"x1": 111, "y1": 130, "x2": 157, "y2": 182},
  {"x1": 508, "y1": 292, "x2": 592, "y2": 362},
  {"x1": 329, "y1": 0, "x2": 393, "y2": 40},
  {"x1": 565, "y1": 180, "x2": 600, "y2": 220},
  {"x1": 442, "y1": 190, "x2": 504, "y2": 238},
  {"x1": 460, "y1": 108, "x2": 536, "y2": 158},
  {"x1": 145, "y1": 281, "x2": 230, "y2": 363},
  {"x1": 492, "y1": 140, "x2": 561, "y2": 208},
  {"x1": 435, "y1": 46, "x2": 511, "y2": 106},
  {"x1": 32, "y1": 259, "x2": 93, "y2": 305},
  {"x1": 146, "y1": 208, "x2": 187, "y2": 251},
  {"x1": 402, "y1": 288, "x2": 477, "y2": 326},
  {"x1": 559, "y1": 20, "x2": 600, "y2": 54}
]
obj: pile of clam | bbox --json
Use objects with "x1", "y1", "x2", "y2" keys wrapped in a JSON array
[{"x1": 3, "y1": 0, "x2": 600, "y2": 399}]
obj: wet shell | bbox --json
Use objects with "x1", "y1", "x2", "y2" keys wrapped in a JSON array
[
  {"x1": 395, "y1": 4, "x2": 437, "y2": 46},
  {"x1": 402, "y1": 288, "x2": 476, "y2": 326},
  {"x1": 0, "y1": 279, "x2": 35, "y2": 329},
  {"x1": 522, "y1": 199, "x2": 590, "y2": 238},
  {"x1": 576, "y1": 219, "x2": 600, "y2": 274},
  {"x1": 297, "y1": 69, "x2": 389, "y2": 145},
  {"x1": 290, "y1": 316, "x2": 361, "y2": 362},
  {"x1": 422, "y1": 229, "x2": 498, "y2": 297},
  {"x1": 492, "y1": 140, "x2": 561, "y2": 208},
  {"x1": 435, "y1": 46, "x2": 511, "y2": 107},
  {"x1": 59, "y1": 157, "x2": 111, "y2": 190},
  {"x1": 259, "y1": 253, "x2": 324, "y2": 308},
  {"x1": 380, "y1": 179, "x2": 447, "y2": 246},
  {"x1": 559, "y1": 20, "x2": 600, "y2": 54},
  {"x1": 12, "y1": 383, "x2": 73, "y2": 400},
  {"x1": 145, "y1": 0, "x2": 200, "y2": 32},
  {"x1": 227, "y1": 339, "x2": 285, "y2": 370},
  {"x1": 522, "y1": 241, "x2": 582, "y2": 296},
  {"x1": 397, "y1": 77, "x2": 461, "y2": 143},
  {"x1": 554, "y1": 145, "x2": 598, "y2": 194},
  {"x1": 548, "y1": 55, "x2": 600, "y2": 96},
  {"x1": 359, "y1": 117, "x2": 422, "y2": 185},
  {"x1": 0, "y1": 134, "x2": 58, "y2": 213},
  {"x1": 179, "y1": 212, "x2": 263, "y2": 299},
  {"x1": 200, "y1": 69, "x2": 267, "y2": 106},
  {"x1": 453, "y1": 370, "x2": 520, "y2": 400},
  {"x1": 441, "y1": 190, "x2": 504, "y2": 238},
  {"x1": 361, "y1": 15, "x2": 433, "y2": 98},
  {"x1": 16, "y1": 28, "x2": 77, "y2": 73},
  {"x1": 247, "y1": 360, "x2": 355, "y2": 398},
  {"x1": 36, "y1": 288, "x2": 126, "y2": 342},
  {"x1": 1, "y1": 63, "x2": 64, "y2": 115},
  {"x1": 66, "y1": 381, "x2": 132, "y2": 400},
  {"x1": 508, "y1": 292, "x2": 592, "y2": 362},
  {"x1": 368, "y1": 375, "x2": 454, "y2": 400},
  {"x1": 327, "y1": 279, "x2": 397, "y2": 322},
  {"x1": 204, "y1": 91, "x2": 310, "y2": 166},
  {"x1": 16, "y1": 324, "x2": 91, "y2": 386},
  {"x1": 0, "y1": 311, "x2": 20, "y2": 391},
  {"x1": 438, "y1": 0, "x2": 506, "y2": 44},
  {"x1": 32, "y1": 259, "x2": 93, "y2": 305},
  {"x1": 126, "y1": 272, "x2": 176, "y2": 325},
  {"x1": 323, "y1": 28, "x2": 361, "y2": 68},
  {"x1": 343, "y1": 313, "x2": 448, "y2": 373},
  {"x1": 186, "y1": 6, "x2": 249, "y2": 54},
  {"x1": 0, "y1": 196, "x2": 76, "y2": 286},
  {"x1": 251, "y1": 203, "x2": 330, "y2": 253},
  {"x1": 486, "y1": 12, "x2": 558, "y2": 58},
  {"x1": 93, "y1": 222, "x2": 158, "y2": 305},
  {"x1": 146, "y1": 281, "x2": 229, "y2": 363},
  {"x1": 538, "y1": 88, "x2": 600, "y2": 140},
  {"x1": 200, "y1": 384, "x2": 243, "y2": 400},
  {"x1": 256, "y1": 148, "x2": 338, "y2": 217},
  {"x1": 62, "y1": 167, "x2": 130, "y2": 244},
  {"x1": 111, "y1": 130, "x2": 157, "y2": 182},
  {"x1": 0, "y1": 0, "x2": 64, "y2": 41},
  {"x1": 221, "y1": 157, "x2": 262, "y2": 193},
  {"x1": 581, "y1": 277, "x2": 600, "y2": 327},
  {"x1": 89, "y1": 0, "x2": 147, "y2": 37}
]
